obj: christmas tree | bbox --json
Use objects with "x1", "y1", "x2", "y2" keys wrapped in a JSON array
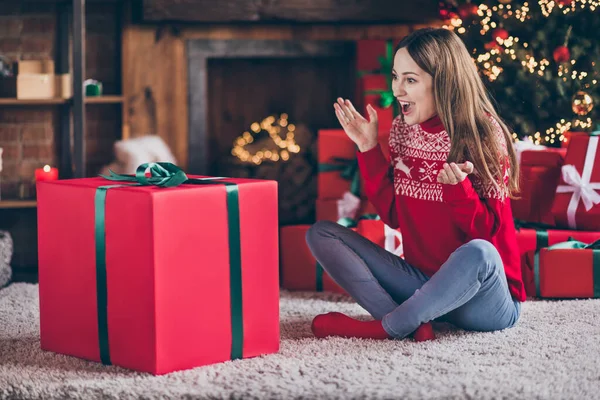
[{"x1": 439, "y1": 0, "x2": 599, "y2": 145}]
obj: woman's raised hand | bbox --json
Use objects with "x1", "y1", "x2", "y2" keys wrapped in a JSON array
[{"x1": 333, "y1": 98, "x2": 379, "y2": 152}]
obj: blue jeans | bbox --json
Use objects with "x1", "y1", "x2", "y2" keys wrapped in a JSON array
[{"x1": 305, "y1": 221, "x2": 521, "y2": 339}]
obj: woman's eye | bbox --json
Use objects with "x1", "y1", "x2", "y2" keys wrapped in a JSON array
[
  {"x1": 392, "y1": 74, "x2": 398, "y2": 81},
  {"x1": 407, "y1": 78, "x2": 416, "y2": 84}
]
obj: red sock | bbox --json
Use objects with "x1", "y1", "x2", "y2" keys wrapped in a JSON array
[
  {"x1": 412, "y1": 322, "x2": 436, "y2": 342},
  {"x1": 311, "y1": 312, "x2": 391, "y2": 340},
  {"x1": 311, "y1": 312, "x2": 436, "y2": 341}
]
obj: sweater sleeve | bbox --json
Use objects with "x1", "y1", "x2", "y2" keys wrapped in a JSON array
[
  {"x1": 442, "y1": 117, "x2": 511, "y2": 241},
  {"x1": 355, "y1": 118, "x2": 404, "y2": 229},
  {"x1": 356, "y1": 145, "x2": 399, "y2": 229}
]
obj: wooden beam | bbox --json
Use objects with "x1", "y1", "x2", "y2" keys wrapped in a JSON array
[{"x1": 139, "y1": 0, "x2": 439, "y2": 24}]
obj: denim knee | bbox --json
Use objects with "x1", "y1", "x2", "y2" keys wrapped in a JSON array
[
  {"x1": 458, "y1": 239, "x2": 501, "y2": 279},
  {"x1": 305, "y1": 220, "x2": 338, "y2": 251}
]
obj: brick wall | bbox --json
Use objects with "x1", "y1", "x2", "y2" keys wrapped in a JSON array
[
  {"x1": 0, "y1": 1, "x2": 122, "y2": 199},
  {"x1": 0, "y1": 2, "x2": 122, "y2": 281}
]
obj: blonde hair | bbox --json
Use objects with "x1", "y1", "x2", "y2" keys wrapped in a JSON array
[{"x1": 395, "y1": 28, "x2": 519, "y2": 198}]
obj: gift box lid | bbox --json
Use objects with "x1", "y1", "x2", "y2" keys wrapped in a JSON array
[{"x1": 521, "y1": 148, "x2": 566, "y2": 167}]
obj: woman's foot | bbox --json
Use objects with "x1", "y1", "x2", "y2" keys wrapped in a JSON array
[
  {"x1": 311, "y1": 312, "x2": 436, "y2": 341},
  {"x1": 311, "y1": 312, "x2": 391, "y2": 339}
]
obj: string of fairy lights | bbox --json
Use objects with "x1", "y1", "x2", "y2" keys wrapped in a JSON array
[
  {"x1": 231, "y1": 113, "x2": 301, "y2": 165},
  {"x1": 444, "y1": 0, "x2": 598, "y2": 145}
]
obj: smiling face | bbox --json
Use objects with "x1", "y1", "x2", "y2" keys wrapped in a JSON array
[{"x1": 392, "y1": 47, "x2": 437, "y2": 126}]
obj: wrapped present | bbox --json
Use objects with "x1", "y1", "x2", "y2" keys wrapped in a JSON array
[
  {"x1": 552, "y1": 133, "x2": 600, "y2": 230},
  {"x1": 280, "y1": 216, "x2": 400, "y2": 294},
  {"x1": 318, "y1": 129, "x2": 389, "y2": 200},
  {"x1": 534, "y1": 239, "x2": 600, "y2": 298},
  {"x1": 356, "y1": 40, "x2": 392, "y2": 73},
  {"x1": 515, "y1": 223, "x2": 600, "y2": 297},
  {"x1": 561, "y1": 131, "x2": 588, "y2": 148},
  {"x1": 357, "y1": 74, "x2": 395, "y2": 134},
  {"x1": 511, "y1": 148, "x2": 566, "y2": 225},
  {"x1": 315, "y1": 193, "x2": 378, "y2": 222},
  {"x1": 37, "y1": 163, "x2": 279, "y2": 375}
]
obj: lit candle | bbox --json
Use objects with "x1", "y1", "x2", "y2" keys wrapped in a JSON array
[{"x1": 35, "y1": 165, "x2": 59, "y2": 181}]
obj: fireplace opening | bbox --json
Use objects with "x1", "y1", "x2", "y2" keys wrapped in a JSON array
[{"x1": 188, "y1": 40, "x2": 356, "y2": 224}]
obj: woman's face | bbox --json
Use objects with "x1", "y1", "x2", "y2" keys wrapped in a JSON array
[{"x1": 392, "y1": 47, "x2": 437, "y2": 126}]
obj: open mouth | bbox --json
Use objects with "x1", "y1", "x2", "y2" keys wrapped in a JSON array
[{"x1": 398, "y1": 100, "x2": 414, "y2": 114}]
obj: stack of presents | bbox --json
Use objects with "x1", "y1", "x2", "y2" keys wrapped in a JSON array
[
  {"x1": 33, "y1": 40, "x2": 598, "y2": 376},
  {"x1": 514, "y1": 130, "x2": 600, "y2": 300}
]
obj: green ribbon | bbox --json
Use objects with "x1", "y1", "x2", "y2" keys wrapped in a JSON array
[
  {"x1": 315, "y1": 214, "x2": 380, "y2": 291},
  {"x1": 533, "y1": 238, "x2": 600, "y2": 298},
  {"x1": 357, "y1": 40, "x2": 399, "y2": 116},
  {"x1": 95, "y1": 162, "x2": 244, "y2": 364},
  {"x1": 318, "y1": 157, "x2": 361, "y2": 197},
  {"x1": 513, "y1": 219, "x2": 553, "y2": 251}
]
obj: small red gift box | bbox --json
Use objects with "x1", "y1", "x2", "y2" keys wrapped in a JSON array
[
  {"x1": 536, "y1": 240, "x2": 600, "y2": 298},
  {"x1": 37, "y1": 171, "x2": 279, "y2": 374},
  {"x1": 356, "y1": 40, "x2": 391, "y2": 73},
  {"x1": 318, "y1": 129, "x2": 389, "y2": 200},
  {"x1": 315, "y1": 198, "x2": 378, "y2": 222},
  {"x1": 357, "y1": 74, "x2": 395, "y2": 134},
  {"x1": 515, "y1": 227, "x2": 600, "y2": 297},
  {"x1": 280, "y1": 219, "x2": 387, "y2": 294},
  {"x1": 511, "y1": 148, "x2": 566, "y2": 225},
  {"x1": 552, "y1": 134, "x2": 600, "y2": 230}
]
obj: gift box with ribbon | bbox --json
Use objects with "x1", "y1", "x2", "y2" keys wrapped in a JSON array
[
  {"x1": 37, "y1": 163, "x2": 279, "y2": 375},
  {"x1": 317, "y1": 129, "x2": 389, "y2": 200},
  {"x1": 315, "y1": 195, "x2": 378, "y2": 222},
  {"x1": 551, "y1": 132, "x2": 600, "y2": 230},
  {"x1": 356, "y1": 40, "x2": 397, "y2": 133},
  {"x1": 515, "y1": 221, "x2": 600, "y2": 297},
  {"x1": 511, "y1": 146, "x2": 566, "y2": 225},
  {"x1": 535, "y1": 239, "x2": 600, "y2": 298},
  {"x1": 356, "y1": 40, "x2": 391, "y2": 73},
  {"x1": 280, "y1": 216, "x2": 402, "y2": 294},
  {"x1": 358, "y1": 74, "x2": 396, "y2": 134}
]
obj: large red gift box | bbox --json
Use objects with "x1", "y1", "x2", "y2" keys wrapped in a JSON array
[
  {"x1": 511, "y1": 148, "x2": 566, "y2": 225},
  {"x1": 280, "y1": 219, "x2": 387, "y2": 294},
  {"x1": 552, "y1": 134, "x2": 600, "y2": 230},
  {"x1": 561, "y1": 131, "x2": 588, "y2": 148},
  {"x1": 516, "y1": 227, "x2": 600, "y2": 297},
  {"x1": 536, "y1": 243, "x2": 600, "y2": 298},
  {"x1": 318, "y1": 129, "x2": 389, "y2": 200},
  {"x1": 37, "y1": 175, "x2": 279, "y2": 375}
]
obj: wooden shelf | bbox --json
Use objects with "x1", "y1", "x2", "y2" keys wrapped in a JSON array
[
  {"x1": 0, "y1": 200, "x2": 37, "y2": 209},
  {"x1": 0, "y1": 98, "x2": 68, "y2": 105},
  {"x1": 85, "y1": 95, "x2": 124, "y2": 104},
  {"x1": 0, "y1": 96, "x2": 124, "y2": 106}
]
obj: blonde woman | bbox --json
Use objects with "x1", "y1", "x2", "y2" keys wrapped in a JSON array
[{"x1": 307, "y1": 28, "x2": 524, "y2": 341}]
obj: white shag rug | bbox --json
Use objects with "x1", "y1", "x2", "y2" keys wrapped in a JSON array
[{"x1": 1, "y1": 283, "x2": 599, "y2": 400}]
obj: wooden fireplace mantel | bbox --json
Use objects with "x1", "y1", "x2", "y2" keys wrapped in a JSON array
[{"x1": 136, "y1": 0, "x2": 439, "y2": 24}]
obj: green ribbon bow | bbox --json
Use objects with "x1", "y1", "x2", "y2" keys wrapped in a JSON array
[
  {"x1": 533, "y1": 238, "x2": 600, "y2": 298},
  {"x1": 96, "y1": 162, "x2": 244, "y2": 365},
  {"x1": 315, "y1": 214, "x2": 380, "y2": 291},
  {"x1": 318, "y1": 157, "x2": 361, "y2": 198}
]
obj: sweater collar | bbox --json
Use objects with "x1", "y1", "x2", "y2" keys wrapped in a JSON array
[{"x1": 419, "y1": 114, "x2": 445, "y2": 133}]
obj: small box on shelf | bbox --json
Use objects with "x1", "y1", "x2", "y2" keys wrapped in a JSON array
[{"x1": 0, "y1": 60, "x2": 71, "y2": 100}]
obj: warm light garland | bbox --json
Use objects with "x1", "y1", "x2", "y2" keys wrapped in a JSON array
[{"x1": 231, "y1": 113, "x2": 301, "y2": 165}]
